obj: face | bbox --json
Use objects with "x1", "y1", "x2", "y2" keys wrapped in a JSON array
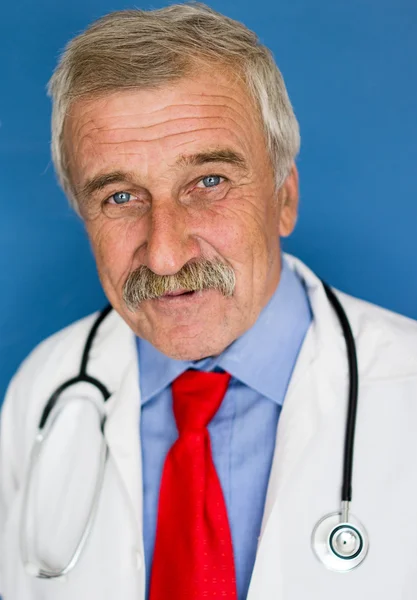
[{"x1": 65, "y1": 69, "x2": 298, "y2": 360}]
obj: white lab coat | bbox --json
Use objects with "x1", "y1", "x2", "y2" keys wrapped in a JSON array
[{"x1": 2, "y1": 255, "x2": 417, "y2": 599}]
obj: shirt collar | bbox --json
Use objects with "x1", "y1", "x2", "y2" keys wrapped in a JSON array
[{"x1": 136, "y1": 257, "x2": 312, "y2": 406}]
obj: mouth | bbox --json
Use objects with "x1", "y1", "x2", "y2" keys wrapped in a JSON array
[
  {"x1": 151, "y1": 289, "x2": 218, "y2": 308},
  {"x1": 146, "y1": 288, "x2": 224, "y2": 314},
  {"x1": 161, "y1": 289, "x2": 196, "y2": 298},
  {"x1": 157, "y1": 289, "x2": 199, "y2": 301}
]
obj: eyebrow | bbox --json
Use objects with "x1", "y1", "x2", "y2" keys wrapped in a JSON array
[
  {"x1": 77, "y1": 148, "x2": 248, "y2": 204},
  {"x1": 78, "y1": 171, "x2": 135, "y2": 205},
  {"x1": 175, "y1": 148, "x2": 248, "y2": 171}
]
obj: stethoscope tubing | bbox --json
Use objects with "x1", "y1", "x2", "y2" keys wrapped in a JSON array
[
  {"x1": 321, "y1": 283, "x2": 359, "y2": 503},
  {"x1": 38, "y1": 304, "x2": 113, "y2": 430},
  {"x1": 24, "y1": 281, "x2": 363, "y2": 578}
]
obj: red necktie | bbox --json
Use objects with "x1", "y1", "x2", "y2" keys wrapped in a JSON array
[{"x1": 149, "y1": 369, "x2": 237, "y2": 599}]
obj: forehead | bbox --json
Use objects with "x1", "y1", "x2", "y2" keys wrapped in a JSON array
[{"x1": 64, "y1": 70, "x2": 266, "y2": 184}]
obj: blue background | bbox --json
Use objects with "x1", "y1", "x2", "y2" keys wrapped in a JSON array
[{"x1": 1, "y1": 0, "x2": 416, "y2": 403}]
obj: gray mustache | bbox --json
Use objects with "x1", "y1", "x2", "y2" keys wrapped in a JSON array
[{"x1": 123, "y1": 259, "x2": 236, "y2": 310}]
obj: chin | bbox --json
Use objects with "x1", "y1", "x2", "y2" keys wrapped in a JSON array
[
  {"x1": 156, "y1": 341, "x2": 220, "y2": 362},
  {"x1": 150, "y1": 328, "x2": 231, "y2": 361}
]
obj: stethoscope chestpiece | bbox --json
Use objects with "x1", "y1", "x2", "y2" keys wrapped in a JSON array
[
  {"x1": 311, "y1": 508, "x2": 369, "y2": 572},
  {"x1": 329, "y1": 523, "x2": 363, "y2": 559}
]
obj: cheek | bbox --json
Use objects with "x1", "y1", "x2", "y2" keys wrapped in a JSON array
[
  {"x1": 209, "y1": 194, "x2": 275, "y2": 267},
  {"x1": 229, "y1": 198, "x2": 280, "y2": 294},
  {"x1": 86, "y1": 218, "x2": 142, "y2": 287}
]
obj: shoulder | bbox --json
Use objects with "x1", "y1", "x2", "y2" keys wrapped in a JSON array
[
  {"x1": 284, "y1": 254, "x2": 417, "y2": 383},
  {"x1": 4, "y1": 304, "x2": 133, "y2": 419},
  {"x1": 0, "y1": 311, "x2": 102, "y2": 484},
  {"x1": 7, "y1": 304, "x2": 134, "y2": 401},
  {"x1": 11, "y1": 311, "x2": 101, "y2": 391},
  {"x1": 1, "y1": 306, "x2": 133, "y2": 481},
  {"x1": 2, "y1": 307, "x2": 124, "y2": 442},
  {"x1": 2, "y1": 311, "x2": 101, "y2": 435},
  {"x1": 335, "y1": 290, "x2": 417, "y2": 382}
]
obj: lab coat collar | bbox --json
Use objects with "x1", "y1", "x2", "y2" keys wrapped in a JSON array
[{"x1": 259, "y1": 254, "x2": 348, "y2": 536}]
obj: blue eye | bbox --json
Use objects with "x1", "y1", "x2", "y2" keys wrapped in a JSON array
[
  {"x1": 201, "y1": 175, "x2": 222, "y2": 188},
  {"x1": 111, "y1": 192, "x2": 132, "y2": 204}
]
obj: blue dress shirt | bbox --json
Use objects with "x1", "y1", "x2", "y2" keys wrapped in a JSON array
[{"x1": 136, "y1": 258, "x2": 312, "y2": 599}]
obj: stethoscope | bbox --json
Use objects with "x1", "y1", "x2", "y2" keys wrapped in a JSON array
[
  {"x1": 19, "y1": 283, "x2": 368, "y2": 579},
  {"x1": 311, "y1": 283, "x2": 369, "y2": 572}
]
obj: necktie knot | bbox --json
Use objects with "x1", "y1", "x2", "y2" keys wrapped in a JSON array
[{"x1": 172, "y1": 369, "x2": 231, "y2": 433}]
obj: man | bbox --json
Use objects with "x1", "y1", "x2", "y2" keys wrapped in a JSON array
[{"x1": 1, "y1": 4, "x2": 417, "y2": 599}]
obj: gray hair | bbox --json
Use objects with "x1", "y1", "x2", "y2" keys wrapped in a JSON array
[{"x1": 48, "y1": 2, "x2": 300, "y2": 213}]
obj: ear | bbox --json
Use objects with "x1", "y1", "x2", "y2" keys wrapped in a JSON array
[{"x1": 277, "y1": 163, "x2": 299, "y2": 237}]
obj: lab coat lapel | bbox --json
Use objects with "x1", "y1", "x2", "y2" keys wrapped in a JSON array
[
  {"x1": 259, "y1": 257, "x2": 348, "y2": 535},
  {"x1": 104, "y1": 359, "x2": 143, "y2": 532},
  {"x1": 86, "y1": 309, "x2": 143, "y2": 533}
]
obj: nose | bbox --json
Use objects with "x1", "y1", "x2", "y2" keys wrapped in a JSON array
[{"x1": 142, "y1": 202, "x2": 199, "y2": 276}]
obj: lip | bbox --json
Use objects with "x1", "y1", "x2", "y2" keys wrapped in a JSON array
[
  {"x1": 156, "y1": 290, "x2": 200, "y2": 303},
  {"x1": 160, "y1": 289, "x2": 192, "y2": 298},
  {"x1": 150, "y1": 288, "x2": 216, "y2": 309}
]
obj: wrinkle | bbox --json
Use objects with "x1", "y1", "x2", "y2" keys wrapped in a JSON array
[
  {"x1": 72, "y1": 92, "x2": 252, "y2": 125},
  {"x1": 84, "y1": 119, "x2": 249, "y2": 148},
  {"x1": 69, "y1": 91, "x2": 255, "y2": 151},
  {"x1": 92, "y1": 126, "x2": 244, "y2": 146},
  {"x1": 79, "y1": 103, "x2": 252, "y2": 130}
]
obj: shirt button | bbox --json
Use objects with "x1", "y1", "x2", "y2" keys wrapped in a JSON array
[{"x1": 134, "y1": 550, "x2": 143, "y2": 570}]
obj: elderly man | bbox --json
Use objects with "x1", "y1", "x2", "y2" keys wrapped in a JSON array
[{"x1": 1, "y1": 4, "x2": 417, "y2": 600}]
